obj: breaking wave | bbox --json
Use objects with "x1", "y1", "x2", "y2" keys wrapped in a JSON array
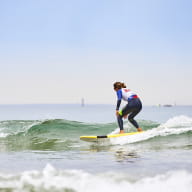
[
  {"x1": 0, "y1": 164, "x2": 191, "y2": 192},
  {"x1": 0, "y1": 116, "x2": 191, "y2": 151}
]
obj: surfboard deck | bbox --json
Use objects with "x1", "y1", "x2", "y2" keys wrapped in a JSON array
[{"x1": 80, "y1": 131, "x2": 143, "y2": 142}]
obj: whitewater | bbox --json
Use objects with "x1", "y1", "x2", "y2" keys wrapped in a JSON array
[{"x1": 0, "y1": 104, "x2": 191, "y2": 192}]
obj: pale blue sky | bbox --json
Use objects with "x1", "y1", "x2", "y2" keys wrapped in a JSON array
[{"x1": 0, "y1": 0, "x2": 191, "y2": 105}]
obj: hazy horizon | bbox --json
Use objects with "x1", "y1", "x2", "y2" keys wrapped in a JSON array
[{"x1": 0, "y1": 0, "x2": 191, "y2": 105}]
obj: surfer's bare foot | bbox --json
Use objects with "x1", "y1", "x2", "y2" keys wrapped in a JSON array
[
  {"x1": 119, "y1": 130, "x2": 125, "y2": 134},
  {"x1": 137, "y1": 128, "x2": 143, "y2": 132}
]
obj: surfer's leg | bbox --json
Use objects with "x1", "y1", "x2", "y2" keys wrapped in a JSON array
[
  {"x1": 128, "y1": 106, "x2": 142, "y2": 131},
  {"x1": 117, "y1": 115, "x2": 124, "y2": 133},
  {"x1": 125, "y1": 99, "x2": 143, "y2": 131},
  {"x1": 117, "y1": 105, "x2": 130, "y2": 134},
  {"x1": 128, "y1": 111, "x2": 140, "y2": 129}
]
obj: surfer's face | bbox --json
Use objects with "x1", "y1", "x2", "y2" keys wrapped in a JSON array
[{"x1": 114, "y1": 87, "x2": 118, "y2": 92}]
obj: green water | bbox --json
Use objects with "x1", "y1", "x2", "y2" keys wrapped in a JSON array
[{"x1": 0, "y1": 105, "x2": 191, "y2": 192}]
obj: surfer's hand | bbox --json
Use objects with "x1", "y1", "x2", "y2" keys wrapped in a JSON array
[{"x1": 116, "y1": 110, "x2": 119, "y2": 116}]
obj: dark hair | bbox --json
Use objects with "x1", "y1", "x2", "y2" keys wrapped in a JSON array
[{"x1": 113, "y1": 82, "x2": 126, "y2": 90}]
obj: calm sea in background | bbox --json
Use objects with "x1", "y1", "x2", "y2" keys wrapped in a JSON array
[{"x1": 0, "y1": 104, "x2": 191, "y2": 192}]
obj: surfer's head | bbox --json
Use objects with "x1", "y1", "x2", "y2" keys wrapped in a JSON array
[{"x1": 113, "y1": 82, "x2": 126, "y2": 90}]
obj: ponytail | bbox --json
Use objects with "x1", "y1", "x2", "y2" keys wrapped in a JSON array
[
  {"x1": 121, "y1": 82, "x2": 126, "y2": 88},
  {"x1": 113, "y1": 82, "x2": 127, "y2": 89}
]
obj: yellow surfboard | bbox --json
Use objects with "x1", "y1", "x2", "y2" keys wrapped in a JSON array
[{"x1": 80, "y1": 131, "x2": 144, "y2": 142}]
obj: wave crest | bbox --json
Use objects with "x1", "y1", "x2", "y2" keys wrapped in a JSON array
[
  {"x1": 109, "y1": 115, "x2": 192, "y2": 145},
  {"x1": 0, "y1": 164, "x2": 191, "y2": 192},
  {"x1": 0, "y1": 116, "x2": 191, "y2": 151}
]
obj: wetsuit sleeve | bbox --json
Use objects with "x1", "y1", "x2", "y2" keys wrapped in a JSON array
[
  {"x1": 116, "y1": 100, "x2": 121, "y2": 110},
  {"x1": 116, "y1": 90, "x2": 122, "y2": 110}
]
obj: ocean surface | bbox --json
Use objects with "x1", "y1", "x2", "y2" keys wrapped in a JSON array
[{"x1": 0, "y1": 104, "x2": 191, "y2": 192}]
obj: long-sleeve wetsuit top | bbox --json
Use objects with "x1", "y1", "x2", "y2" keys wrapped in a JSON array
[{"x1": 116, "y1": 88, "x2": 138, "y2": 110}]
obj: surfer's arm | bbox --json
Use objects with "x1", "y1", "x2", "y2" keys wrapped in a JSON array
[
  {"x1": 116, "y1": 90, "x2": 122, "y2": 111},
  {"x1": 116, "y1": 99, "x2": 121, "y2": 116},
  {"x1": 116, "y1": 100, "x2": 121, "y2": 111}
]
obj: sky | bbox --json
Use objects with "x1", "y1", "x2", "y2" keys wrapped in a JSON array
[{"x1": 0, "y1": 0, "x2": 192, "y2": 105}]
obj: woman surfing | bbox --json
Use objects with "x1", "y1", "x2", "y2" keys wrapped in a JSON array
[{"x1": 113, "y1": 82, "x2": 143, "y2": 134}]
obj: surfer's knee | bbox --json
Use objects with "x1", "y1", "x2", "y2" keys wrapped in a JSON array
[
  {"x1": 128, "y1": 116, "x2": 134, "y2": 122},
  {"x1": 128, "y1": 116, "x2": 140, "y2": 129}
]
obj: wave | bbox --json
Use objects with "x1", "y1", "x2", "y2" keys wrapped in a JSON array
[
  {"x1": 0, "y1": 119, "x2": 116, "y2": 151},
  {"x1": 109, "y1": 115, "x2": 192, "y2": 146},
  {"x1": 0, "y1": 164, "x2": 191, "y2": 192},
  {"x1": 0, "y1": 116, "x2": 191, "y2": 151},
  {"x1": 0, "y1": 119, "x2": 117, "y2": 142}
]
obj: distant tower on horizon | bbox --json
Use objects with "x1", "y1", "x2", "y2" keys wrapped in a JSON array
[{"x1": 81, "y1": 98, "x2": 85, "y2": 107}]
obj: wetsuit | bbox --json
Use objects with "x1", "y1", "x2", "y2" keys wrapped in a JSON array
[{"x1": 116, "y1": 88, "x2": 142, "y2": 130}]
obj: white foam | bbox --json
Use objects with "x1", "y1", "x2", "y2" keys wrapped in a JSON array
[
  {"x1": 0, "y1": 164, "x2": 191, "y2": 192},
  {"x1": 109, "y1": 115, "x2": 192, "y2": 145},
  {"x1": 160, "y1": 115, "x2": 192, "y2": 129},
  {"x1": 0, "y1": 133, "x2": 8, "y2": 138}
]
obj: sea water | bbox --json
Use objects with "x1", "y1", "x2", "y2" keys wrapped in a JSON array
[{"x1": 0, "y1": 104, "x2": 191, "y2": 192}]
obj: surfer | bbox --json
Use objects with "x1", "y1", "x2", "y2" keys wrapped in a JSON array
[{"x1": 113, "y1": 82, "x2": 143, "y2": 133}]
